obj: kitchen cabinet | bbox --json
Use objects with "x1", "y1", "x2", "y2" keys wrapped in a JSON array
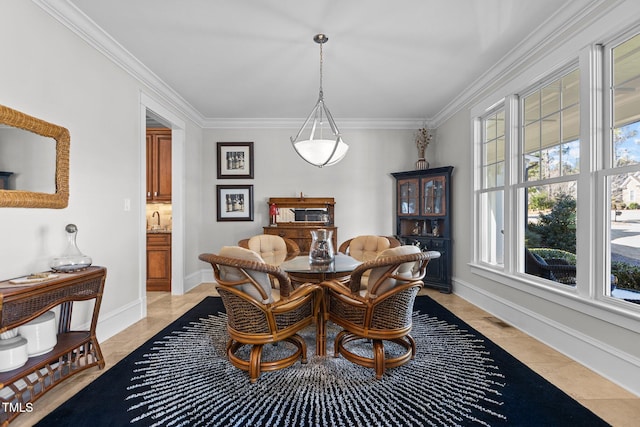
[
  {"x1": 146, "y1": 232, "x2": 171, "y2": 291},
  {"x1": 392, "y1": 166, "x2": 453, "y2": 293},
  {"x1": 146, "y1": 128, "x2": 172, "y2": 202}
]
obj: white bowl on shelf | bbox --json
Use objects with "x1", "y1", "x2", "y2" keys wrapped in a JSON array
[
  {"x1": 0, "y1": 335, "x2": 28, "y2": 372},
  {"x1": 0, "y1": 328, "x2": 18, "y2": 340},
  {"x1": 18, "y1": 311, "x2": 57, "y2": 356}
]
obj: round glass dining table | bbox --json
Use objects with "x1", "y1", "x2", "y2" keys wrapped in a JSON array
[
  {"x1": 281, "y1": 253, "x2": 361, "y2": 356},
  {"x1": 280, "y1": 253, "x2": 362, "y2": 286}
]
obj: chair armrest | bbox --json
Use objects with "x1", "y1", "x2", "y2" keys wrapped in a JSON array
[
  {"x1": 198, "y1": 252, "x2": 294, "y2": 297},
  {"x1": 338, "y1": 239, "x2": 353, "y2": 255},
  {"x1": 283, "y1": 237, "x2": 301, "y2": 260},
  {"x1": 386, "y1": 236, "x2": 402, "y2": 248},
  {"x1": 272, "y1": 283, "x2": 322, "y2": 312},
  {"x1": 321, "y1": 279, "x2": 369, "y2": 304}
]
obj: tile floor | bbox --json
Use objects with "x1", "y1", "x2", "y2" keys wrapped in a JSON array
[{"x1": 10, "y1": 284, "x2": 640, "y2": 426}]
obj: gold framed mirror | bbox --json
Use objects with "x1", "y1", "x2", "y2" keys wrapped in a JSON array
[{"x1": 0, "y1": 104, "x2": 69, "y2": 208}]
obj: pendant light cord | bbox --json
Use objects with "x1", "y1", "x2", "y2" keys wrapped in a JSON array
[{"x1": 318, "y1": 34, "x2": 324, "y2": 99}]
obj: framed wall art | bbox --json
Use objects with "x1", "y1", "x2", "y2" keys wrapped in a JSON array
[
  {"x1": 217, "y1": 142, "x2": 254, "y2": 179},
  {"x1": 216, "y1": 184, "x2": 254, "y2": 221}
]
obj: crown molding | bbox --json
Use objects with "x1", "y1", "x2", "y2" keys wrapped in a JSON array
[
  {"x1": 200, "y1": 117, "x2": 428, "y2": 130},
  {"x1": 431, "y1": 0, "x2": 620, "y2": 127},
  {"x1": 34, "y1": 1, "x2": 426, "y2": 130},
  {"x1": 33, "y1": 0, "x2": 207, "y2": 127},
  {"x1": 34, "y1": 0, "x2": 619, "y2": 131}
]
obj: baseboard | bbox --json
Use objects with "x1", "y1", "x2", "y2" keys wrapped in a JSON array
[
  {"x1": 452, "y1": 277, "x2": 640, "y2": 397},
  {"x1": 95, "y1": 297, "x2": 145, "y2": 343},
  {"x1": 94, "y1": 271, "x2": 213, "y2": 343},
  {"x1": 181, "y1": 270, "x2": 201, "y2": 294},
  {"x1": 193, "y1": 268, "x2": 215, "y2": 287}
]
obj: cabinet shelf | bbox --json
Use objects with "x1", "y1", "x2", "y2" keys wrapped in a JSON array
[{"x1": 392, "y1": 167, "x2": 453, "y2": 293}]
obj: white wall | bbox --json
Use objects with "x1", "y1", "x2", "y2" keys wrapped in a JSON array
[
  {"x1": 0, "y1": 1, "x2": 201, "y2": 340},
  {"x1": 198, "y1": 127, "x2": 419, "y2": 258},
  {"x1": 0, "y1": 2, "x2": 420, "y2": 340}
]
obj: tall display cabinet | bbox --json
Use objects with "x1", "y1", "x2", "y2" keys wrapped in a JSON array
[{"x1": 391, "y1": 166, "x2": 453, "y2": 293}]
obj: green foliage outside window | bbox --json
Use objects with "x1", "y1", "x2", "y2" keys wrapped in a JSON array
[
  {"x1": 529, "y1": 191, "x2": 554, "y2": 211},
  {"x1": 527, "y1": 193, "x2": 576, "y2": 253}
]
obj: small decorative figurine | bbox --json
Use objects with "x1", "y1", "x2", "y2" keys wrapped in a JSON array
[{"x1": 269, "y1": 203, "x2": 279, "y2": 226}]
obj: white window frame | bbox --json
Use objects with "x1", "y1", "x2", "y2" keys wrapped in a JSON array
[
  {"x1": 598, "y1": 28, "x2": 640, "y2": 307},
  {"x1": 517, "y1": 63, "x2": 581, "y2": 289},
  {"x1": 470, "y1": 26, "x2": 640, "y2": 317},
  {"x1": 475, "y1": 104, "x2": 507, "y2": 269}
]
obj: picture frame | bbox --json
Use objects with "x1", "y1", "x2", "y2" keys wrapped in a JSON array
[
  {"x1": 217, "y1": 142, "x2": 254, "y2": 179},
  {"x1": 216, "y1": 184, "x2": 254, "y2": 221}
]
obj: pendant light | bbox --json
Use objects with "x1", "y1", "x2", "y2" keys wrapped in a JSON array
[{"x1": 291, "y1": 34, "x2": 349, "y2": 167}]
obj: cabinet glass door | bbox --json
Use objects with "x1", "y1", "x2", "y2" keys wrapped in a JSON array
[
  {"x1": 398, "y1": 179, "x2": 419, "y2": 215},
  {"x1": 422, "y1": 176, "x2": 446, "y2": 216}
]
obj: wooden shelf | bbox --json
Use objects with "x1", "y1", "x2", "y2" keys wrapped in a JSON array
[
  {"x1": 0, "y1": 331, "x2": 93, "y2": 386},
  {"x1": 0, "y1": 267, "x2": 106, "y2": 424},
  {"x1": 265, "y1": 197, "x2": 337, "y2": 254}
]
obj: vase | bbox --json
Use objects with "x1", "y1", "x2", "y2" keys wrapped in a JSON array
[
  {"x1": 50, "y1": 224, "x2": 93, "y2": 272},
  {"x1": 309, "y1": 229, "x2": 335, "y2": 265},
  {"x1": 416, "y1": 158, "x2": 429, "y2": 170}
]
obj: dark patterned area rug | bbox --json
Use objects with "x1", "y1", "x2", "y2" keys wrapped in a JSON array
[{"x1": 36, "y1": 296, "x2": 609, "y2": 426}]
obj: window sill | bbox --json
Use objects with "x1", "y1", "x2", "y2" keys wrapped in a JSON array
[{"x1": 469, "y1": 262, "x2": 640, "y2": 332}]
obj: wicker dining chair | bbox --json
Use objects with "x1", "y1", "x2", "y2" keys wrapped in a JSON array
[
  {"x1": 338, "y1": 235, "x2": 402, "y2": 290},
  {"x1": 199, "y1": 246, "x2": 322, "y2": 383},
  {"x1": 322, "y1": 245, "x2": 440, "y2": 379},
  {"x1": 338, "y1": 235, "x2": 401, "y2": 261},
  {"x1": 238, "y1": 234, "x2": 301, "y2": 290},
  {"x1": 238, "y1": 234, "x2": 301, "y2": 266}
]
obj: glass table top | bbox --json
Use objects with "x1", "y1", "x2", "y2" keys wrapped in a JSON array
[{"x1": 281, "y1": 254, "x2": 361, "y2": 273}]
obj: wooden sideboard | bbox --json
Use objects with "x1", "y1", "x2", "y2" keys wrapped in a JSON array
[
  {"x1": 264, "y1": 196, "x2": 337, "y2": 254},
  {"x1": 0, "y1": 267, "x2": 106, "y2": 425}
]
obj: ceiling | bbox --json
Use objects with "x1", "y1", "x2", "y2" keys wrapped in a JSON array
[{"x1": 51, "y1": 0, "x2": 590, "y2": 127}]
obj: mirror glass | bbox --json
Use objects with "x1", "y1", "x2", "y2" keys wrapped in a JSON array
[
  {"x1": 0, "y1": 104, "x2": 69, "y2": 208},
  {"x1": 0, "y1": 125, "x2": 56, "y2": 192},
  {"x1": 276, "y1": 207, "x2": 329, "y2": 223}
]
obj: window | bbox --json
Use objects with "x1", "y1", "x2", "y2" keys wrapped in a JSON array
[
  {"x1": 479, "y1": 109, "x2": 505, "y2": 266},
  {"x1": 608, "y1": 33, "x2": 640, "y2": 304},
  {"x1": 472, "y1": 27, "x2": 640, "y2": 309},
  {"x1": 521, "y1": 69, "x2": 580, "y2": 286}
]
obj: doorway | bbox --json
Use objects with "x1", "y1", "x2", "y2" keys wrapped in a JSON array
[
  {"x1": 140, "y1": 94, "x2": 186, "y2": 314},
  {"x1": 145, "y1": 119, "x2": 172, "y2": 292}
]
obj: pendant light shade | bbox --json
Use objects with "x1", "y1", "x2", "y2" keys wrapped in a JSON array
[{"x1": 291, "y1": 34, "x2": 348, "y2": 167}]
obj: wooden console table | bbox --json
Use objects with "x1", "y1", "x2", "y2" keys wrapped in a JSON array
[{"x1": 0, "y1": 266, "x2": 106, "y2": 425}]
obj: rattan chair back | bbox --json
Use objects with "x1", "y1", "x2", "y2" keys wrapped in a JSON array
[
  {"x1": 324, "y1": 248, "x2": 441, "y2": 379},
  {"x1": 198, "y1": 251, "x2": 322, "y2": 383},
  {"x1": 338, "y1": 235, "x2": 401, "y2": 262},
  {"x1": 238, "y1": 235, "x2": 301, "y2": 266}
]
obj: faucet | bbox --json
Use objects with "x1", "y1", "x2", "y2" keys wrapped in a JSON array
[{"x1": 152, "y1": 211, "x2": 160, "y2": 228}]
